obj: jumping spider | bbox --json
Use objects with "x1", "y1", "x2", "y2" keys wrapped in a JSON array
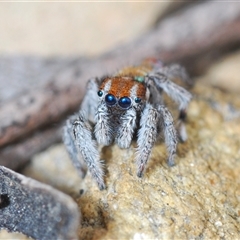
[{"x1": 63, "y1": 59, "x2": 193, "y2": 190}]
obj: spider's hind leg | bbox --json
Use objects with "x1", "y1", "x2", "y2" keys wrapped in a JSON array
[
  {"x1": 147, "y1": 66, "x2": 192, "y2": 142},
  {"x1": 158, "y1": 105, "x2": 178, "y2": 167},
  {"x1": 159, "y1": 63, "x2": 194, "y2": 87},
  {"x1": 80, "y1": 77, "x2": 101, "y2": 123}
]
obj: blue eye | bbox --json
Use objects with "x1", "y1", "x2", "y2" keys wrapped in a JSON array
[
  {"x1": 98, "y1": 90, "x2": 103, "y2": 97},
  {"x1": 135, "y1": 97, "x2": 141, "y2": 103},
  {"x1": 119, "y1": 97, "x2": 132, "y2": 109},
  {"x1": 105, "y1": 94, "x2": 116, "y2": 106}
]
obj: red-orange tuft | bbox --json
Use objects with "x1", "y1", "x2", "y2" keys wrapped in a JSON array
[{"x1": 100, "y1": 77, "x2": 146, "y2": 99}]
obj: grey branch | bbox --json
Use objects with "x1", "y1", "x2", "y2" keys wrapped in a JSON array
[{"x1": 0, "y1": 166, "x2": 80, "y2": 240}]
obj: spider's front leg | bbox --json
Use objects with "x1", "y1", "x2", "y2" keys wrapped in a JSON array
[
  {"x1": 71, "y1": 113, "x2": 105, "y2": 190},
  {"x1": 147, "y1": 70, "x2": 192, "y2": 142},
  {"x1": 63, "y1": 115, "x2": 87, "y2": 178},
  {"x1": 136, "y1": 104, "x2": 159, "y2": 177},
  {"x1": 63, "y1": 77, "x2": 105, "y2": 190},
  {"x1": 136, "y1": 104, "x2": 178, "y2": 177},
  {"x1": 63, "y1": 77, "x2": 100, "y2": 177}
]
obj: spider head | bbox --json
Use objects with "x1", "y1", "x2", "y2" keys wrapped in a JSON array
[{"x1": 98, "y1": 76, "x2": 146, "y2": 111}]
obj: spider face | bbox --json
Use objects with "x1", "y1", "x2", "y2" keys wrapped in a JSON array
[{"x1": 98, "y1": 76, "x2": 147, "y2": 111}]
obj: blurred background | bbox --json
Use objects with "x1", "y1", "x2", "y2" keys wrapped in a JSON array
[{"x1": 0, "y1": 2, "x2": 174, "y2": 57}]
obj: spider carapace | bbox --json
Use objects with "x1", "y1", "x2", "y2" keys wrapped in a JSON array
[{"x1": 63, "y1": 59, "x2": 193, "y2": 190}]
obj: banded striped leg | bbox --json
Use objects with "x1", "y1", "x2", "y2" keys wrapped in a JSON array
[{"x1": 64, "y1": 113, "x2": 105, "y2": 190}]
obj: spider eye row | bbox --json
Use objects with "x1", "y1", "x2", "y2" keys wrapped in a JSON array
[
  {"x1": 105, "y1": 94, "x2": 116, "y2": 106},
  {"x1": 97, "y1": 91, "x2": 141, "y2": 109}
]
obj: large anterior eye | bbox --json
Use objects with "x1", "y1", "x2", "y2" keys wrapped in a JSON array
[
  {"x1": 105, "y1": 94, "x2": 117, "y2": 106},
  {"x1": 119, "y1": 97, "x2": 132, "y2": 109}
]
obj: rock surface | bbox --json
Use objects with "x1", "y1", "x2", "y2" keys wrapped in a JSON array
[{"x1": 18, "y1": 81, "x2": 240, "y2": 239}]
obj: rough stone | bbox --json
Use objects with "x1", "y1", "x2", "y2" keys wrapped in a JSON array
[{"x1": 18, "y1": 81, "x2": 240, "y2": 239}]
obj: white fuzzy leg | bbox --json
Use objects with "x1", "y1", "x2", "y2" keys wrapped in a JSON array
[
  {"x1": 80, "y1": 77, "x2": 100, "y2": 123},
  {"x1": 72, "y1": 113, "x2": 105, "y2": 190},
  {"x1": 94, "y1": 102, "x2": 113, "y2": 146},
  {"x1": 136, "y1": 104, "x2": 159, "y2": 178},
  {"x1": 63, "y1": 115, "x2": 87, "y2": 178},
  {"x1": 147, "y1": 73, "x2": 192, "y2": 110},
  {"x1": 116, "y1": 107, "x2": 137, "y2": 149},
  {"x1": 158, "y1": 105, "x2": 178, "y2": 167},
  {"x1": 161, "y1": 64, "x2": 193, "y2": 87},
  {"x1": 147, "y1": 72, "x2": 192, "y2": 142},
  {"x1": 160, "y1": 64, "x2": 193, "y2": 142}
]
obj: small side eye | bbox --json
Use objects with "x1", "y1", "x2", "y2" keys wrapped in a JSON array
[
  {"x1": 105, "y1": 94, "x2": 117, "y2": 106},
  {"x1": 119, "y1": 97, "x2": 132, "y2": 109},
  {"x1": 134, "y1": 76, "x2": 145, "y2": 83},
  {"x1": 97, "y1": 90, "x2": 103, "y2": 97},
  {"x1": 135, "y1": 97, "x2": 141, "y2": 103}
]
